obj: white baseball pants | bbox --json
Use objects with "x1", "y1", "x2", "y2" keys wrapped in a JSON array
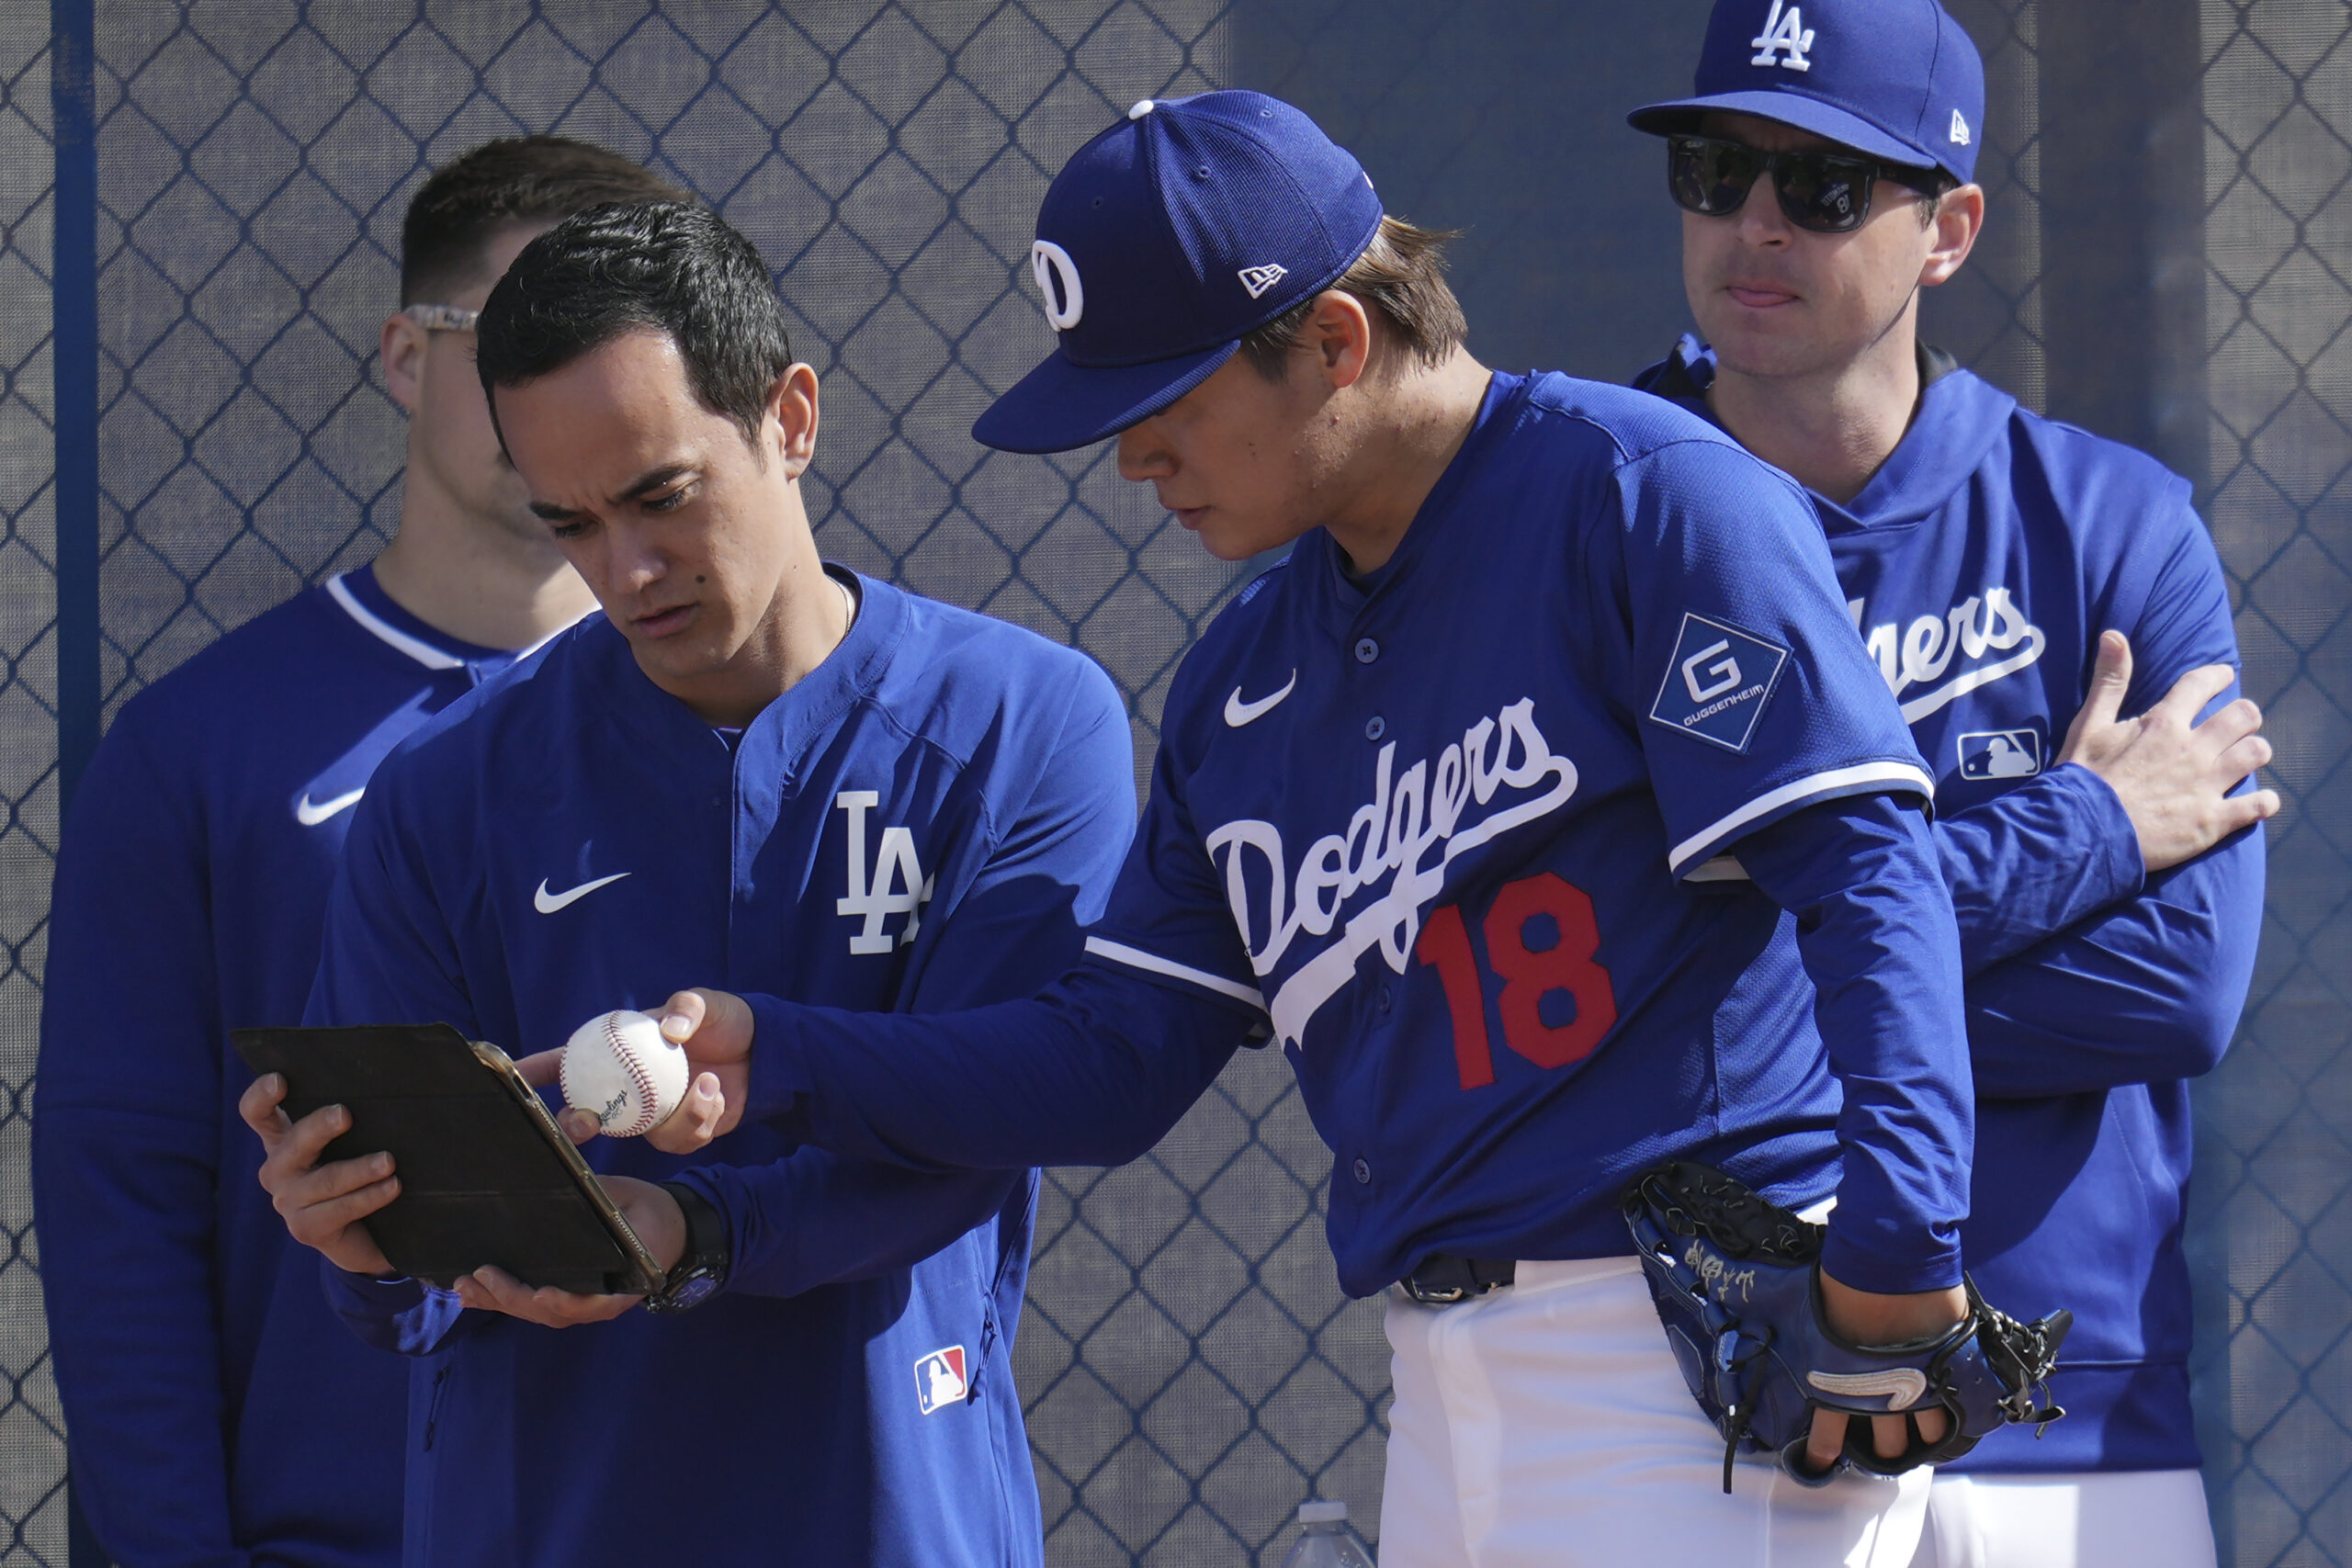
[
  {"x1": 1381, "y1": 1256, "x2": 1931, "y2": 1567},
  {"x1": 1909, "y1": 1469, "x2": 2217, "y2": 1568}
]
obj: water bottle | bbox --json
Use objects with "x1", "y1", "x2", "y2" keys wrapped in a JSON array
[{"x1": 1279, "y1": 1500, "x2": 1376, "y2": 1568}]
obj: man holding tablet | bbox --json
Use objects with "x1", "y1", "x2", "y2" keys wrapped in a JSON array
[{"x1": 243, "y1": 201, "x2": 1134, "y2": 1567}]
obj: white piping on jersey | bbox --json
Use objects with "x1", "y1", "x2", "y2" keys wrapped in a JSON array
[
  {"x1": 326, "y1": 574, "x2": 464, "y2": 670},
  {"x1": 1085, "y1": 937, "x2": 1267, "y2": 1011},
  {"x1": 1667, "y1": 760, "x2": 1936, "y2": 875},
  {"x1": 327, "y1": 572, "x2": 587, "y2": 671}
]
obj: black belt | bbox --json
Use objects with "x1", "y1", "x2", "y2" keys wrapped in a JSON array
[{"x1": 1401, "y1": 1255, "x2": 1517, "y2": 1304}]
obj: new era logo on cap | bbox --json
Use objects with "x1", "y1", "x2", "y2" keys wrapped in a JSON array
[{"x1": 1238, "y1": 263, "x2": 1289, "y2": 299}]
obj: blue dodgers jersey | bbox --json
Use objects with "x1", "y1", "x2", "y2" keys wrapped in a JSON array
[
  {"x1": 309, "y1": 574, "x2": 1136, "y2": 1568},
  {"x1": 1639, "y1": 337, "x2": 2266, "y2": 1472},
  {"x1": 1082, "y1": 371, "x2": 1951, "y2": 1299},
  {"x1": 35, "y1": 568, "x2": 526, "y2": 1568}
]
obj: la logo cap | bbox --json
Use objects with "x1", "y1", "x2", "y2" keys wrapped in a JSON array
[
  {"x1": 1627, "y1": 0, "x2": 1986, "y2": 185},
  {"x1": 972, "y1": 91, "x2": 1385, "y2": 456}
]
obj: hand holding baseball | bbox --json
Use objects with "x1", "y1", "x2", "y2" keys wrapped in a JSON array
[{"x1": 516, "y1": 987, "x2": 751, "y2": 1154}]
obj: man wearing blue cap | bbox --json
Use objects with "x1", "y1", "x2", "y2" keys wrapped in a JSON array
[
  {"x1": 1628, "y1": 3, "x2": 2274, "y2": 1563},
  {"x1": 550, "y1": 90, "x2": 2036, "y2": 1562}
]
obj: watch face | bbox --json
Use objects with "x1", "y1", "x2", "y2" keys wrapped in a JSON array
[{"x1": 666, "y1": 1271, "x2": 720, "y2": 1311}]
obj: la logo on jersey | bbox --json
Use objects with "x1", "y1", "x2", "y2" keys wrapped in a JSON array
[
  {"x1": 1849, "y1": 586, "x2": 2046, "y2": 722},
  {"x1": 914, "y1": 1345, "x2": 968, "y2": 1415},
  {"x1": 1750, "y1": 0, "x2": 1815, "y2": 71},
  {"x1": 1649, "y1": 613, "x2": 1790, "y2": 753},
  {"x1": 835, "y1": 791, "x2": 936, "y2": 954},
  {"x1": 1958, "y1": 728, "x2": 2041, "y2": 780}
]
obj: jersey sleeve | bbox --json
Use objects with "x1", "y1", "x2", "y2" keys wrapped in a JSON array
[
  {"x1": 1067, "y1": 714, "x2": 1271, "y2": 1016},
  {"x1": 1958, "y1": 503, "x2": 2263, "y2": 1096},
  {"x1": 1736, "y1": 793, "x2": 1971, "y2": 1292},
  {"x1": 1934, "y1": 766, "x2": 2146, "y2": 974},
  {"x1": 31, "y1": 713, "x2": 253, "y2": 1568},
  {"x1": 687, "y1": 663, "x2": 1142, "y2": 1298},
  {"x1": 1603, "y1": 438, "x2": 1936, "y2": 875},
  {"x1": 732, "y1": 698, "x2": 1260, "y2": 1174},
  {"x1": 304, "y1": 768, "x2": 488, "y2": 1358},
  {"x1": 1931, "y1": 485, "x2": 2237, "y2": 971}
]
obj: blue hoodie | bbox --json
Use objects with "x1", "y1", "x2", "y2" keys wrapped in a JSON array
[{"x1": 1638, "y1": 335, "x2": 2265, "y2": 1471}]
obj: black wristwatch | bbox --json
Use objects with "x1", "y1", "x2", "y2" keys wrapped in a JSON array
[{"x1": 644, "y1": 1181, "x2": 729, "y2": 1314}]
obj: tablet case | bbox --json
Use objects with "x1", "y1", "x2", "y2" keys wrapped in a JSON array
[{"x1": 232, "y1": 1022, "x2": 667, "y2": 1296}]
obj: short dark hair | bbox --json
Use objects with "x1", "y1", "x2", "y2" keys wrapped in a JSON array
[
  {"x1": 1238, "y1": 215, "x2": 1467, "y2": 380},
  {"x1": 475, "y1": 201, "x2": 795, "y2": 448},
  {"x1": 1917, "y1": 171, "x2": 1961, "y2": 227},
  {"x1": 401, "y1": 135, "x2": 686, "y2": 306}
]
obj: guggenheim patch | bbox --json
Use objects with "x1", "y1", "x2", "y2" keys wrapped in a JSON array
[{"x1": 1649, "y1": 613, "x2": 1790, "y2": 753}]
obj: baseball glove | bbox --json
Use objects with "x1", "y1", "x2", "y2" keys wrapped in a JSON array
[{"x1": 1622, "y1": 1161, "x2": 2072, "y2": 1492}]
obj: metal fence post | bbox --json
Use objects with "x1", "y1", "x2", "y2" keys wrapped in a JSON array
[{"x1": 50, "y1": 0, "x2": 96, "y2": 808}]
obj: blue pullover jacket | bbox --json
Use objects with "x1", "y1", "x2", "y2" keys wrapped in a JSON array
[{"x1": 1638, "y1": 336, "x2": 2265, "y2": 1471}]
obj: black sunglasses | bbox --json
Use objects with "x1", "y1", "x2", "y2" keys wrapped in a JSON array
[{"x1": 1666, "y1": 134, "x2": 1947, "y2": 235}]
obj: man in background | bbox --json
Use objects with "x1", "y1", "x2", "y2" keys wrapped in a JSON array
[
  {"x1": 1629, "y1": 3, "x2": 2273, "y2": 1562},
  {"x1": 35, "y1": 136, "x2": 680, "y2": 1566}
]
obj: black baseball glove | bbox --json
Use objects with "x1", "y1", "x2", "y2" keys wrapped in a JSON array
[{"x1": 1623, "y1": 1160, "x2": 2072, "y2": 1492}]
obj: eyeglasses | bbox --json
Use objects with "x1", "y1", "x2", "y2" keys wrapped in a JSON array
[
  {"x1": 1666, "y1": 134, "x2": 1946, "y2": 235},
  {"x1": 401, "y1": 303, "x2": 480, "y2": 333}
]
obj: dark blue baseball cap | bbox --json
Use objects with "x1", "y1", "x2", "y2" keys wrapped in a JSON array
[
  {"x1": 971, "y1": 91, "x2": 1385, "y2": 456},
  {"x1": 1628, "y1": 0, "x2": 1985, "y2": 185}
]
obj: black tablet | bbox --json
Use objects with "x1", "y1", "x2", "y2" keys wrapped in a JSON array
[{"x1": 232, "y1": 1022, "x2": 666, "y2": 1297}]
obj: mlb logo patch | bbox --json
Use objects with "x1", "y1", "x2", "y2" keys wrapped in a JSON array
[
  {"x1": 1957, "y1": 728, "x2": 2041, "y2": 780},
  {"x1": 914, "y1": 1345, "x2": 968, "y2": 1415},
  {"x1": 1650, "y1": 613, "x2": 1791, "y2": 753}
]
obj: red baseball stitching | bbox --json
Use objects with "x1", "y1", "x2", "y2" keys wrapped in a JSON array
[{"x1": 603, "y1": 1011, "x2": 664, "y2": 1135}]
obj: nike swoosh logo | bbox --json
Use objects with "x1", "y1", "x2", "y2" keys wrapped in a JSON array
[
  {"x1": 534, "y1": 872, "x2": 631, "y2": 914},
  {"x1": 1807, "y1": 1367, "x2": 1929, "y2": 1410},
  {"x1": 295, "y1": 788, "x2": 366, "y2": 826},
  {"x1": 1224, "y1": 671, "x2": 1297, "y2": 728}
]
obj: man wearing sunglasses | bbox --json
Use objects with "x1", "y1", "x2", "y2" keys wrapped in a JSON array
[{"x1": 1630, "y1": 3, "x2": 2275, "y2": 1564}]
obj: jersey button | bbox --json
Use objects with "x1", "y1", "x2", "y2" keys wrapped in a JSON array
[
  {"x1": 1376, "y1": 986, "x2": 1394, "y2": 1012},
  {"x1": 1364, "y1": 716, "x2": 1385, "y2": 741},
  {"x1": 1353, "y1": 637, "x2": 1379, "y2": 664},
  {"x1": 1351, "y1": 1157, "x2": 1372, "y2": 1185}
]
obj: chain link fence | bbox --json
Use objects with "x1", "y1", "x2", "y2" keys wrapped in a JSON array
[
  {"x1": 9, "y1": 3, "x2": 2352, "y2": 1566},
  {"x1": 2192, "y1": 2, "x2": 2352, "y2": 1563},
  {"x1": 22, "y1": 4, "x2": 1393, "y2": 1565},
  {"x1": 0, "y1": 3, "x2": 53, "y2": 1562}
]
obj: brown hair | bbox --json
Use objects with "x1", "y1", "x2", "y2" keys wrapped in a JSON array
[
  {"x1": 1238, "y1": 215, "x2": 1467, "y2": 380},
  {"x1": 401, "y1": 135, "x2": 688, "y2": 305}
]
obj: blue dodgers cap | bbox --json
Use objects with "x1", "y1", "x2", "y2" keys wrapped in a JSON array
[
  {"x1": 1628, "y1": 0, "x2": 1985, "y2": 185},
  {"x1": 972, "y1": 91, "x2": 1385, "y2": 456}
]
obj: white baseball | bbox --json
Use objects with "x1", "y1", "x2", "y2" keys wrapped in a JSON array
[{"x1": 559, "y1": 1010, "x2": 689, "y2": 1138}]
